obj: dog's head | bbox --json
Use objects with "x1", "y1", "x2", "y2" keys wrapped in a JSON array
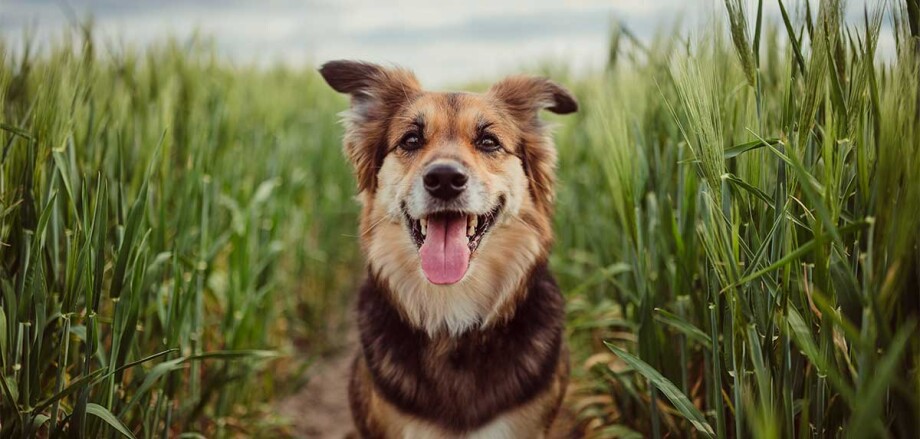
[{"x1": 320, "y1": 60, "x2": 576, "y2": 334}]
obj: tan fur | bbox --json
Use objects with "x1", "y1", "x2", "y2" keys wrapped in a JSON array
[
  {"x1": 320, "y1": 60, "x2": 577, "y2": 438},
  {"x1": 360, "y1": 92, "x2": 554, "y2": 336}
]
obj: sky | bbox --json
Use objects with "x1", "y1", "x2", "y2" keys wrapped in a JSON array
[{"x1": 0, "y1": 0, "x2": 895, "y2": 87}]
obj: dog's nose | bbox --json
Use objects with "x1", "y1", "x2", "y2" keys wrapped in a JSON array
[{"x1": 423, "y1": 163, "x2": 468, "y2": 200}]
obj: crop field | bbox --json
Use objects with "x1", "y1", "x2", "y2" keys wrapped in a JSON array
[{"x1": 1, "y1": 0, "x2": 918, "y2": 438}]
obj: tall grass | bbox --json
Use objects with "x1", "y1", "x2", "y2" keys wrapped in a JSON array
[
  {"x1": 1, "y1": 1, "x2": 918, "y2": 437},
  {"x1": 559, "y1": 1, "x2": 920, "y2": 437},
  {"x1": 0, "y1": 34, "x2": 358, "y2": 436}
]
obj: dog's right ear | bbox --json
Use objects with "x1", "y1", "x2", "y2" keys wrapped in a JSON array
[
  {"x1": 319, "y1": 60, "x2": 421, "y2": 192},
  {"x1": 320, "y1": 60, "x2": 382, "y2": 95},
  {"x1": 319, "y1": 60, "x2": 421, "y2": 121}
]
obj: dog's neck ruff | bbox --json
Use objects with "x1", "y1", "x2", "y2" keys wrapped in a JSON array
[{"x1": 357, "y1": 263, "x2": 565, "y2": 433}]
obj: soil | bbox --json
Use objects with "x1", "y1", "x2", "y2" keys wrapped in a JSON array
[{"x1": 277, "y1": 326, "x2": 358, "y2": 439}]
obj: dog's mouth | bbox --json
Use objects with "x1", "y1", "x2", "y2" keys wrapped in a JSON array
[{"x1": 404, "y1": 197, "x2": 505, "y2": 285}]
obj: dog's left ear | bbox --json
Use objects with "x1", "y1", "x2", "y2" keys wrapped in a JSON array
[
  {"x1": 488, "y1": 76, "x2": 578, "y2": 119},
  {"x1": 488, "y1": 76, "x2": 577, "y2": 215}
]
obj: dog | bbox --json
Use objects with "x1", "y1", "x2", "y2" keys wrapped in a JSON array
[{"x1": 319, "y1": 60, "x2": 578, "y2": 438}]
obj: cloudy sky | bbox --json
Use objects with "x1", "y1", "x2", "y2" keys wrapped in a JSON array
[{"x1": 1, "y1": 0, "x2": 894, "y2": 86}]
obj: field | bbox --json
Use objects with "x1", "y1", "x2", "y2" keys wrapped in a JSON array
[{"x1": 1, "y1": 0, "x2": 919, "y2": 437}]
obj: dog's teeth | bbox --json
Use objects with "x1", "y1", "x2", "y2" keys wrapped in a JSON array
[
  {"x1": 420, "y1": 217, "x2": 427, "y2": 236},
  {"x1": 467, "y1": 215, "x2": 478, "y2": 237}
]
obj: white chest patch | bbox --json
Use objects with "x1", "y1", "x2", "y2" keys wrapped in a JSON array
[{"x1": 399, "y1": 416, "x2": 539, "y2": 439}]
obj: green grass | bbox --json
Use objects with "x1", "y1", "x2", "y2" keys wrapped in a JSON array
[
  {"x1": 2, "y1": 0, "x2": 919, "y2": 437},
  {"x1": 1, "y1": 35, "x2": 358, "y2": 437},
  {"x1": 558, "y1": 1, "x2": 920, "y2": 437}
]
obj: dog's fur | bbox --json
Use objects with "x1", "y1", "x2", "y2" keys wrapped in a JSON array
[{"x1": 320, "y1": 60, "x2": 577, "y2": 438}]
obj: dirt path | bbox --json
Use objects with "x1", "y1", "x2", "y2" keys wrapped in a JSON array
[{"x1": 278, "y1": 326, "x2": 358, "y2": 439}]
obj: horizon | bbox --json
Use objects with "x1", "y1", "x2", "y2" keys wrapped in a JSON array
[{"x1": 1, "y1": 0, "x2": 896, "y2": 87}]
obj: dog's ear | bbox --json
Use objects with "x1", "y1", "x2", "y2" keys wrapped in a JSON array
[
  {"x1": 488, "y1": 76, "x2": 577, "y2": 214},
  {"x1": 488, "y1": 76, "x2": 578, "y2": 120},
  {"x1": 319, "y1": 60, "x2": 421, "y2": 192},
  {"x1": 319, "y1": 60, "x2": 383, "y2": 95},
  {"x1": 319, "y1": 60, "x2": 420, "y2": 116}
]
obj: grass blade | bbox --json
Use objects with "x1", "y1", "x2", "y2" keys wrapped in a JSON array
[
  {"x1": 654, "y1": 308, "x2": 712, "y2": 349},
  {"x1": 606, "y1": 342, "x2": 716, "y2": 438},
  {"x1": 86, "y1": 403, "x2": 137, "y2": 439}
]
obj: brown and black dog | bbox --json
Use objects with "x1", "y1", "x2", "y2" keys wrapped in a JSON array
[{"x1": 319, "y1": 60, "x2": 578, "y2": 438}]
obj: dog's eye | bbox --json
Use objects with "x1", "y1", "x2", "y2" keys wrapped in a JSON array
[
  {"x1": 475, "y1": 134, "x2": 501, "y2": 152},
  {"x1": 400, "y1": 133, "x2": 423, "y2": 151}
]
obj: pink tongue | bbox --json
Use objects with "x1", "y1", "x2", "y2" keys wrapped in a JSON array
[{"x1": 419, "y1": 215, "x2": 471, "y2": 285}]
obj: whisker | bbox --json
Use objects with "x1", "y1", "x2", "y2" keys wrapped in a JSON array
[
  {"x1": 342, "y1": 215, "x2": 392, "y2": 239},
  {"x1": 362, "y1": 215, "x2": 391, "y2": 236}
]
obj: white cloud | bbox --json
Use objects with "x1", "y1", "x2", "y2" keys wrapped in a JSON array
[{"x1": 0, "y1": 0, "x2": 894, "y2": 86}]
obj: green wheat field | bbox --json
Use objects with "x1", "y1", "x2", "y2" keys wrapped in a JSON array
[{"x1": 2, "y1": 1, "x2": 918, "y2": 437}]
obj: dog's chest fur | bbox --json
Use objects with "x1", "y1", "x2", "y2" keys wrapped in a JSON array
[{"x1": 355, "y1": 263, "x2": 565, "y2": 433}]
